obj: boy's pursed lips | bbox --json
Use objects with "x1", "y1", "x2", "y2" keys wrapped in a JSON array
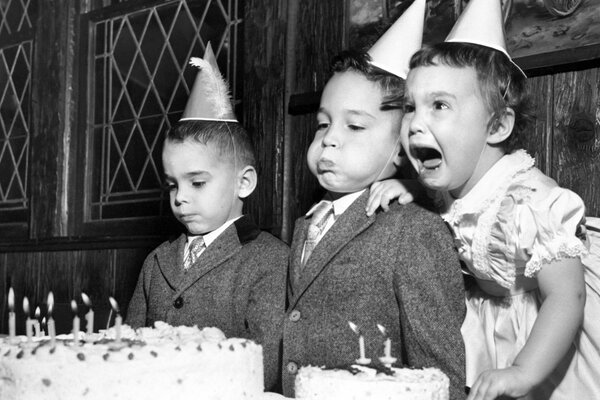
[{"x1": 317, "y1": 159, "x2": 335, "y2": 173}]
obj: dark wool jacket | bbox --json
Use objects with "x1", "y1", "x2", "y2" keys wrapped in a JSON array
[
  {"x1": 282, "y1": 190, "x2": 466, "y2": 399},
  {"x1": 126, "y1": 215, "x2": 289, "y2": 392}
]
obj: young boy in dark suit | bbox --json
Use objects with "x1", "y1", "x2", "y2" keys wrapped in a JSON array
[
  {"x1": 126, "y1": 44, "x2": 289, "y2": 392},
  {"x1": 281, "y1": 1, "x2": 466, "y2": 398}
]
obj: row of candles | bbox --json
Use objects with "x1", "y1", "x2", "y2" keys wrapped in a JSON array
[
  {"x1": 349, "y1": 321, "x2": 397, "y2": 368},
  {"x1": 7, "y1": 288, "x2": 122, "y2": 346}
]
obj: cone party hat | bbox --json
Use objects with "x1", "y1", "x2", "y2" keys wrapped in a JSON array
[
  {"x1": 446, "y1": 0, "x2": 526, "y2": 76},
  {"x1": 180, "y1": 42, "x2": 238, "y2": 122},
  {"x1": 367, "y1": 0, "x2": 426, "y2": 79}
]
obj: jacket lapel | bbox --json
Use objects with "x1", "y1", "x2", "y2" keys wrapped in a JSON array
[
  {"x1": 289, "y1": 191, "x2": 376, "y2": 307},
  {"x1": 156, "y1": 234, "x2": 187, "y2": 290},
  {"x1": 173, "y1": 225, "x2": 242, "y2": 298}
]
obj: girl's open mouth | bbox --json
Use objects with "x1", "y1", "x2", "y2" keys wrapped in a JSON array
[{"x1": 412, "y1": 146, "x2": 442, "y2": 169}]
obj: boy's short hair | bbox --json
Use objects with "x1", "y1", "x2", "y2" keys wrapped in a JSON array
[
  {"x1": 330, "y1": 49, "x2": 405, "y2": 111},
  {"x1": 410, "y1": 42, "x2": 533, "y2": 153},
  {"x1": 167, "y1": 120, "x2": 256, "y2": 169}
]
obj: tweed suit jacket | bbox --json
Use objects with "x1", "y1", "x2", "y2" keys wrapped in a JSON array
[
  {"x1": 282, "y1": 190, "x2": 466, "y2": 399},
  {"x1": 126, "y1": 215, "x2": 289, "y2": 391}
]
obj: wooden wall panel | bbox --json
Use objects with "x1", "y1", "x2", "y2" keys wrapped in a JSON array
[
  {"x1": 285, "y1": 0, "x2": 346, "y2": 238},
  {"x1": 0, "y1": 246, "x2": 150, "y2": 335},
  {"x1": 552, "y1": 69, "x2": 600, "y2": 217},
  {"x1": 524, "y1": 75, "x2": 552, "y2": 174},
  {"x1": 243, "y1": 0, "x2": 288, "y2": 235}
]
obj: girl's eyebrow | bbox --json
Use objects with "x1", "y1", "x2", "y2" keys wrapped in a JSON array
[{"x1": 428, "y1": 91, "x2": 457, "y2": 100}]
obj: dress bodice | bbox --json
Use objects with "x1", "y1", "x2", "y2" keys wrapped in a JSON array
[{"x1": 439, "y1": 150, "x2": 588, "y2": 289}]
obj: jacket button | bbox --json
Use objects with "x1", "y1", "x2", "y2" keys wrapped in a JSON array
[
  {"x1": 289, "y1": 310, "x2": 301, "y2": 322},
  {"x1": 286, "y1": 361, "x2": 298, "y2": 374},
  {"x1": 173, "y1": 297, "x2": 184, "y2": 309}
]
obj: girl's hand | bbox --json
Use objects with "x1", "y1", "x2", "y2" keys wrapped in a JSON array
[
  {"x1": 366, "y1": 179, "x2": 417, "y2": 216},
  {"x1": 467, "y1": 366, "x2": 535, "y2": 400}
]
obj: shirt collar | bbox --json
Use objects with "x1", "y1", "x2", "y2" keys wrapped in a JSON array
[
  {"x1": 187, "y1": 216, "x2": 242, "y2": 248},
  {"x1": 305, "y1": 190, "x2": 365, "y2": 218}
]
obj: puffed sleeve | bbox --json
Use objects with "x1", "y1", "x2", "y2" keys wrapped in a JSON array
[{"x1": 488, "y1": 177, "x2": 588, "y2": 286}]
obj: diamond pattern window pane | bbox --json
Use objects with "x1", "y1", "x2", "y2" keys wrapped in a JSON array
[
  {"x1": 0, "y1": 40, "x2": 31, "y2": 221},
  {"x1": 0, "y1": 0, "x2": 33, "y2": 38},
  {"x1": 88, "y1": 0, "x2": 242, "y2": 221}
]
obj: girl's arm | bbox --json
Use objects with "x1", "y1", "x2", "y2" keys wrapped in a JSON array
[
  {"x1": 467, "y1": 257, "x2": 586, "y2": 400},
  {"x1": 366, "y1": 179, "x2": 422, "y2": 216}
]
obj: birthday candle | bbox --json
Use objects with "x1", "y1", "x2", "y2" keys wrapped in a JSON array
[
  {"x1": 81, "y1": 292, "x2": 94, "y2": 336},
  {"x1": 8, "y1": 288, "x2": 15, "y2": 341},
  {"x1": 47, "y1": 292, "x2": 56, "y2": 347},
  {"x1": 109, "y1": 296, "x2": 122, "y2": 342},
  {"x1": 23, "y1": 296, "x2": 33, "y2": 342},
  {"x1": 71, "y1": 300, "x2": 80, "y2": 346},
  {"x1": 34, "y1": 307, "x2": 41, "y2": 338},
  {"x1": 377, "y1": 323, "x2": 397, "y2": 368},
  {"x1": 348, "y1": 321, "x2": 371, "y2": 365}
]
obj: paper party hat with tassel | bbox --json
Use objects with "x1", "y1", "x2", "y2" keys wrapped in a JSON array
[
  {"x1": 180, "y1": 42, "x2": 238, "y2": 122},
  {"x1": 367, "y1": 0, "x2": 426, "y2": 79},
  {"x1": 446, "y1": 0, "x2": 526, "y2": 77}
]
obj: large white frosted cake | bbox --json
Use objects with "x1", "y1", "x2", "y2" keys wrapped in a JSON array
[
  {"x1": 295, "y1": 365, "x2": 449, "y2": 400},
  {"x1": 0, "y1": 322, "x2": 264, "y2": 400}
]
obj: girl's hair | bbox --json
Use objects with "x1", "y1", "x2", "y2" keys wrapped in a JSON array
[
  {"x1": 166, "y1": 120, "x2": 256, "y2": 169},
  {"x1": 410, "y1": 42, "x2": 534, "y2": 153},
  {"x1": 330, "y1": 49, "x2": 405, "y2": 110}
]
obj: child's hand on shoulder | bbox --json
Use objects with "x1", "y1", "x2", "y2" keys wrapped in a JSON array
[
  {"x1": 467, "y1": 366, "x2": 536, "y2": 400},
  {"x1": 366, "y1": 179, "x2": 419, "y2": 216}
]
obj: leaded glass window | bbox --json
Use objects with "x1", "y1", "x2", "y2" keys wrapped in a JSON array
[
  {"x1": 83, "y1": 0, "x2": 241, "y2": 224},
  {"x1": 0, "y1": 0, "x2": 35, "y2": 225}
]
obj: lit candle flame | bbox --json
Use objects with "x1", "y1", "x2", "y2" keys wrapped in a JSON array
[
  {"x1": 377, "y1": 324, "x2": 386, "y2": 336},
  {"x1": 23, "y1": 296, "x2": 30, "y2": 316},
  {"x1": 81, "y1": 292, "x2": 92, "y2": 307},
  {"x1": 47, "y1": 292, "x2": 54, "y2": 316},
  {"x1": 35, "y1": 307, "x2": 40, "y2": 318},
  {"x1": 108, "y1": 296, "x2": 120, "y2": 314},
  {"x1": 8, "y1": 287, "x2": 14, "y2": 311},
  {"x1": 71, "y1": 299, "x2": 78, "y2": 313},
  {"x1": 348, "y1": 321, "x2": 359, "y2": 334}
]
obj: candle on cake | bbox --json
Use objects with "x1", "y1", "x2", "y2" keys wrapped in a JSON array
[
  {"x1": 377, "y1": 324, "x2": 397, "y2": 368},
  {"x1": 109, "y1": 296, "x2": 122, "y2": 342},
  {"x1": 23, "y1": 296, "x2": 33, "y2": 343},
  {"x1": 81, "y1": 292, "x2": 94, "y2": 338},
  {"x1": 41, "y1": 317, "x2": 47, "y2": 336},
  {"x1": 71, "y1": 300, "x2": 80, "y2": 346},
  {"x1": 348, "y1": 321, "x2": 371, "y2": 365},
  {"x1": 47, "y1": 292, "x2": 56, "y2": 347},
  {"x1": 34, "y1": 307, "x2": 41, "y2": 338},
  {"x1": 8, "y1": 287, "x2": 16, "y2": 342}
]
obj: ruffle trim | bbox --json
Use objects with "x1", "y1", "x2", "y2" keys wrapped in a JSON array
[
  {"x1": 442, "y1": 150, "x2": 535, "y2": 225},
  {"x1": 524, "y1": 237, "x2": 589, "y2": 278}
]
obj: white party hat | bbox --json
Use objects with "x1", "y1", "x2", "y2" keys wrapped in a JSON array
[
  {"x1": 367, "y1": 0, "x2": 426, "y2": 79},
  {"x1": 446, "y1": 0, "x2": 526, "y2": 76},
  {"x1": 180, "y1": 42, "x2": 238, "y2": 122}
]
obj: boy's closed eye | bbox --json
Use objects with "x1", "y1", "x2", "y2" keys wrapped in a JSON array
[{"x1": 192, "y1": 181, "x2": 206, "y2": 188}]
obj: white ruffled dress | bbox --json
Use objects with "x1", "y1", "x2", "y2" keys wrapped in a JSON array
[{"x1": 439, "y1": 150, "x2": 600, "y2": 400}]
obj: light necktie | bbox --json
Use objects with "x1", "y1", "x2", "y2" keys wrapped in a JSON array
[
  {"x1": 184, "y1": 236, "x2": 206, "y2": 270},
  {"x1": 302, "y1": 200, "x2": 333, "y2": 266}
]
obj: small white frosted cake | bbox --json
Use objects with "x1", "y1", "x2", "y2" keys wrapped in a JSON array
[
  {"x1": 0, "y1": 322, "x2": 264, "y2": 400},
  {"x1": 295, "y1": 365, "x2": 449, "y2": 400}
]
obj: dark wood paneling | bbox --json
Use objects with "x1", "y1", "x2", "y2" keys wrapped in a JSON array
[
  {"x1": 243, "y1": 0, "x2": 288, "y2": 235},
  {"x1": 551, "y1": 69, "x2": 600, "y2": 216},
  {"x1": 285, "y1": 0, "x2": 346, "y2": 236},
  {"x1": 29, "y1": 0, "x2": 75, "y2": 239},
  {"x1": 114, "y1": 247, "x2": 151, "y2": 319},
  {"x1": 524, "y1": 75, "x2": 552, "y2": 174}
]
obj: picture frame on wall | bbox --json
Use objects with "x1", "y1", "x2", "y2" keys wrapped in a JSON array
[{"x1": 347, "y1": 0, "x2": 600, "y2": 73}]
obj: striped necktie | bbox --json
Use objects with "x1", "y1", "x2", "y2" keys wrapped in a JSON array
[
  {"x1": 302, "y1": 200, "x2": 333, "y2": 266},
  {"x1": 184, "y1": 236, "x2": 205, "y2": 270}
]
